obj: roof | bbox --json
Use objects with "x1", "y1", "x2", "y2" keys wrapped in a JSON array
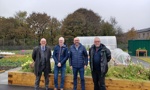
[{"x1": 136, "y1": 28, "x2": 150, "y2": 33}]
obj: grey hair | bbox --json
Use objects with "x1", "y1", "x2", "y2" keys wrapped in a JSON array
[{"x1": 59, "y1": 37, "x2": 65, "y2": 42}]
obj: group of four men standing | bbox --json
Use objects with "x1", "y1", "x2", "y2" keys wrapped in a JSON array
[{"x1": 32, "y1": 37, "x2": 111, "y2": 90}]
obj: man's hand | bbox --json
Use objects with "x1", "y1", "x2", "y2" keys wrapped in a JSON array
[
  {"x1": 70, "y1": 66, "x2": 72, "y2": 70},
  {"x1": 84, "y1": 65, "x2": 87, "y2": 69},
  {"x1": 57, "y1": 62, "x2": 61, "y2": 67}
]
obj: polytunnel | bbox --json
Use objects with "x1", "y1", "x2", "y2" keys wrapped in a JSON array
[
  {"x1": 111, "y1": 48, "x2": 131, "y2": 65},
  {"x1": 77, "y1": 36, "x2": 117, "y2": 50}
]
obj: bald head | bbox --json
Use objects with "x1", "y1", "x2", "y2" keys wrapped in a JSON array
[
  {"x1": 40, "y1": 38, "x2": 47, "y2": 46},
  {"x1": 94, "y1": 37, "x2": 101, "y2": 47},
  {"x1": 74, "y1": 37, "x2": 79, "y2": 41}
]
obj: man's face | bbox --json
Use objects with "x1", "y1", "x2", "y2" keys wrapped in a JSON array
[
  {"x1": 40, "y1": 39, "x2": 46, "y2": 46},
  {"x1": 59, "y1": 39, "x2": 64, "y2": 46},
  {"x1": 74, "y1": 38, "x2": 80, "y2": 46},
  {"x1": 94, "y1": 39, "x2": 100, "y2": 47}
]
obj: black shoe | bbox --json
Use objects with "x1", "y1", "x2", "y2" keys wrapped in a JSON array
[
  {"x1": 45, "y1": 88, "x2": 49, "y2": 90},
  {"x1": 35, "y1": 88, "x2": 39, "y2": 90}
]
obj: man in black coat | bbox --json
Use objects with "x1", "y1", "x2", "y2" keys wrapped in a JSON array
[
  {"x1": 32, "y1": 38, "x2": 51, "y2": 90},
  {"x1": 89, "y1": 37, "x2": 111, "y2": 90}
]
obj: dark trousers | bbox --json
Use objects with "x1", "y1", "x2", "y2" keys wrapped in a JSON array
[
  {"x1": 92, "y1": 71, "x2": 106, "y2": 90},
  {"x1": 73, "y1": 67, "x2": 85, "y2": 90},
  {"x1": 35, "y1": 66, "x2": 49, "y2": 90},
  {"x1": 54, "y1": 64, "x2": 66, "y2": 88}
]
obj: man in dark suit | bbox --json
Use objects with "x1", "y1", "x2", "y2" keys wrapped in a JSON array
[{"x1": 32, "y1": 38, "x2": 51, "y2": 90}]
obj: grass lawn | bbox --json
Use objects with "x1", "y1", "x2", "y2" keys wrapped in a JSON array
[{"x1": 138, "y1": 57, "x2": 150, "y2": 63}]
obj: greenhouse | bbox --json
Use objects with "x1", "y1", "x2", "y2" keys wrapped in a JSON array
[
  {"x1": 77, "y1": 36, "x2": 117, "y2": 50},
  {"x1": 111, "y1": 48, "x2": 131, "y2": 65}
]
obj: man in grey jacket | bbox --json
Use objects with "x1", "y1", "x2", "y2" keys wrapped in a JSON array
[
  {"x1": 89, "y1": 37, "x2": 111, "y2": 90},
  {"x1": 32, "y1": 38, "x2": 51, "y2": 90}
]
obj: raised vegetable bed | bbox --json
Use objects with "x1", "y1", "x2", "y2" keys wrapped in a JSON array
[{"x1": 8, "y1": 71, "x2": 150, "y2": 90}]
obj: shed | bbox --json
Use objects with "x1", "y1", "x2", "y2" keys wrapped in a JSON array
[{"x1": 128, "y1": 40, "x2": 150, "y2": 56}]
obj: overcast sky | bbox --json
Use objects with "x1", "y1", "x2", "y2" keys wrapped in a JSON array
[{"x1": 0, "y1": 0, "x2": 150, "y2": 32}]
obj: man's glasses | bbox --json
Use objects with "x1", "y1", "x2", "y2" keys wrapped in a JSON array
[{"x1": 94, "y1": 41, "x2": 100, "y2": 42}]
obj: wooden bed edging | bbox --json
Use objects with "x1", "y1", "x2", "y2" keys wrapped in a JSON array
[{"x1": 8, "y1": 71, "x2": 150, "y2": 90}]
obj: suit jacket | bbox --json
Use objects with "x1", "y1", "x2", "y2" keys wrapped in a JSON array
[{"x1": 32, "y1": 45, "x2": 51, "y2": 76}]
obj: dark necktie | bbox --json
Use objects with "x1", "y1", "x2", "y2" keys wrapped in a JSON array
[{"x1": 42, "y1": 46, "x2": 45, "y2": 51}]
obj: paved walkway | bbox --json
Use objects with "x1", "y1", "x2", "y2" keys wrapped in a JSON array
[
  {"x1": 131, "y1": 56, "x2": 150, "y2": 68},
  {"x1": 0, "y1": 67, "x2": 21, "y2": 84},
  {"x1": 0, "y1": 85, "x2": 53, "y2": 90}
]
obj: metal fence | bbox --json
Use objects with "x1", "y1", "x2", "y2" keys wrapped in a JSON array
[
  {"x1": 0, "y1": 39, "x2": 57, "y2": 50},
  {"x1": 0, "y1": 39, "x2": 39, "y2": 50}
]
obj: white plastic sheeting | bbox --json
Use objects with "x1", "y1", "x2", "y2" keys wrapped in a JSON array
[
  {"x1": 0, "y1": 52, "x2": 15, "y2": 56},
  {"x1": 77, "y1": 36, "x2": 117, "y2": 50},
  {"x1": 111, "y1": 48, "x2": 131, "y2": 65}
]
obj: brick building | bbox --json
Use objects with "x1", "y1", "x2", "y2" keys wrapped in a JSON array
[{"x1": 136, "y1": 28, "x2": 150, "y2": 39}]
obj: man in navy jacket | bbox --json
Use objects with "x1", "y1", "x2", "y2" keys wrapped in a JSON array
[
  {"x1": 53, "y1": 37, "x2": 69, "y2": 90},
  {"x1": 69, "y1": 37, "x2": 88, "y2": 90}
]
